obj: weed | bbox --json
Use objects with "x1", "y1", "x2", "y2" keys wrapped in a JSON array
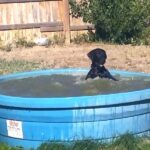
[
  {"x1": 53, "y1": 35, "x2": 65, "y2": 45},
  {"x1": 0, "y1": 143, "x2": 23, "y2": 150},
  {"x1": 0, "y1": 37, "x2": 3, "y2": 47},
  {"x1": 44, "y1": 38, "x2": 53, "y2": 47},
  {"x1": 72, "y1": 140, "x2": 100, "y2": 150},
  {"x1": 37, "y1": 142, "x2": 68, "y2": 150},
  {"x1": 72, "y1": 31, "x2": 98, "y2": 44},
  {"x1": 15, "y1": 37, "x2": 36, "y2": 48},
  {"x1": 4, "y1": 43, "x2": 12, "y2": 52},
  {"x1": 111, "y1": 133, "x2": 140, "y2": 150},
  {"x1": 72, "y1": 33, "x2": 90, "y2": 44},
  {"x1": 0, "y1": 38, "x2": 13, "y2": 52}
]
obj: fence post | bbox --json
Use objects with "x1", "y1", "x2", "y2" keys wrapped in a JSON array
[{"x1": 62, "y1": 0, "x2": 71, "y2": 45}]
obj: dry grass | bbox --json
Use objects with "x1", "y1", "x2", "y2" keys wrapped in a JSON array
[{"x1": 0, "y1": 43, "x2": 150, "y2": 74}]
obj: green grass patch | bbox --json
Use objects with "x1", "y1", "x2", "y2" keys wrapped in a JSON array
[
  {"x1": 35, "y1": 135, "x2": 150, "y2": 150},
  {"x1": 0, "y1": 59, "x2": 40, "y2": 75},
  {"x1": 0, "y1": 143, "x2": 24, "y2": 150},
  {"x1": 1, "y1": 134, "x2": 149, "y2": 150}
]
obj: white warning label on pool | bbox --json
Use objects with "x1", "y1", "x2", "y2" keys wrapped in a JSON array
[{"x1": 6, "y1": 120, "x2": 23, "y2": 139}]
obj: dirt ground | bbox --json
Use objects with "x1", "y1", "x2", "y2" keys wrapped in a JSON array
[{"x1": 0, "y1": 43, "x2": 150, "y2": 73}]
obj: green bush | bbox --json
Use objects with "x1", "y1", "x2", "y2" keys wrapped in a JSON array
[{"x1": 70, "y1": 0, "x2": 150, "y2": 44}]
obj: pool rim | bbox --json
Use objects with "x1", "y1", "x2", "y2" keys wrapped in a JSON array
[{"x1": 0, "y1": 68, "x2": 150, "y2": 109}]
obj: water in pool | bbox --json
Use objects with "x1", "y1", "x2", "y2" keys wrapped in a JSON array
[{"x1": 0, "y1": 74, "x2": 150, "y2": 97}]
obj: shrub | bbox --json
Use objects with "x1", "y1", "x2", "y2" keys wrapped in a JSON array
[{"x1": 69, "y1": 0, "x2": 150, "y2": 44}]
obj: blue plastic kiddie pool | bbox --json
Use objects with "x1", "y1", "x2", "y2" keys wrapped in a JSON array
[{"x1": 0, "y1": 68, "x2": 150, "y2": 149}]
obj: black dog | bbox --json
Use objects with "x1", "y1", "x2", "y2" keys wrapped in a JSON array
[{"x1": 85, "y1": 48, "x2": 117, "y2": 81}]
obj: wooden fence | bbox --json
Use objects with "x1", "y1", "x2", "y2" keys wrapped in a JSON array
[{"x1": 0, "y1": 0, "x2": 94, "y2": 44}]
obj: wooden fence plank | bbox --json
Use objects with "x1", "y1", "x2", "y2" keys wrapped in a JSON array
[
  {"x1": 0, "y1": 0, "x2": 61, "y2": 4},
  {"x1": 0, "y1": 22, "x2": 63, "y2": 30},
  {"x1": 40, "y1": 26, "x2": 63, "y2": 32},
  {"x1": 70, "y1": 25, "x2": 95, "y2": 31},
  {"x1": 41, "y1": 25, "x2": 95, "y2": 32},
  {"x1": 0, "y1": 22, "x2": 94, "y2": 32}
]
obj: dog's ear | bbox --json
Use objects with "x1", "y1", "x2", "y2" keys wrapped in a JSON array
[{"x1": 87, "y1": 51, "x2": 93, "y2": 61}]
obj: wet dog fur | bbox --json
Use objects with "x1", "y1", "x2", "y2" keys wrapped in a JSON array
[{"x1": 85, "y1": 48, "x2": 117, "y2": 81}]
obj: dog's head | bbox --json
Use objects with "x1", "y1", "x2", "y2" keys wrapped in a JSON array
[
  {"x1": 87, "y1": 48, "x2": 107, "y2": 66},
  {"x1": 86, "y1": 48, "x2": 118, "y2": 81}
]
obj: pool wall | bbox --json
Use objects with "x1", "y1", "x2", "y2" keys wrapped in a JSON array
[{"x1": 0, "y1": 68, "x2": 150, "y2": 149}]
